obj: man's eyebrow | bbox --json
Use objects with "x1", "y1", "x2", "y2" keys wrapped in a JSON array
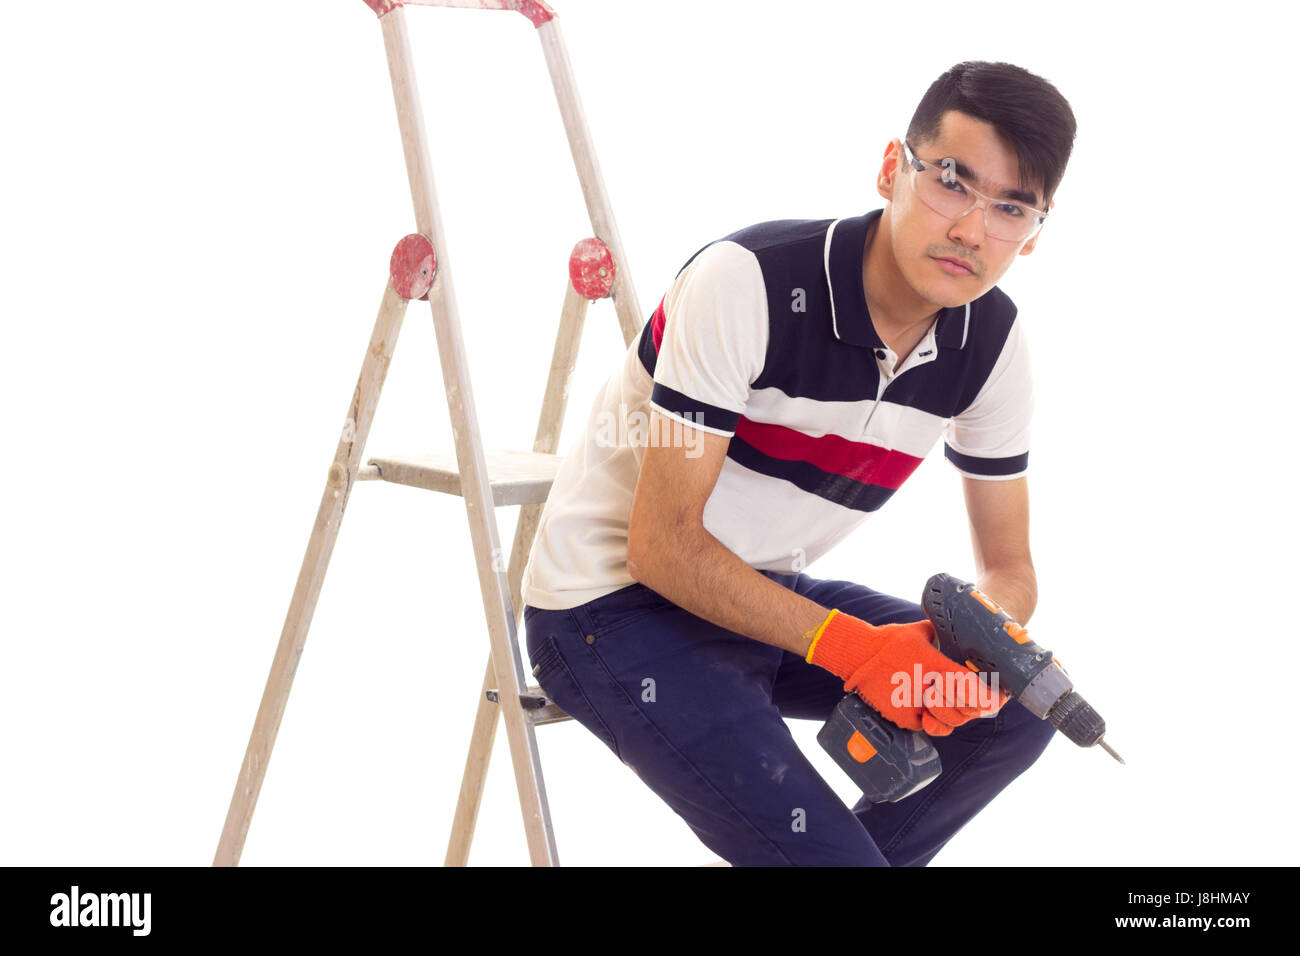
[{"x1": 941, "y1": 156, "x2": 1042, "y2": 207}]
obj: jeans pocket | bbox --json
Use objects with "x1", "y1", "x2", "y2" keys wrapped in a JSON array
[
  {"x1": 587, "y1": 584, "x2": 678, "y2": 638},
  {"x1": 530, "y1": 634, "x2": 623, "y2": 761}
]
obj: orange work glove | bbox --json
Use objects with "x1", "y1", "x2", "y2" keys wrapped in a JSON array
[{"x1": 806, "y1": 609, "x2": 1006, "y2": 736}]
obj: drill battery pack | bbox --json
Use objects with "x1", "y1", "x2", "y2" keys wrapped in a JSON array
[{"x1": 816, "y1": 694, "x2": 943, "y2": 803}]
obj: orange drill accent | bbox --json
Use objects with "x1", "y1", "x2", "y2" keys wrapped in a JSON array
[
  {"x1": 1003, "y1": 620, "x2": 1032, "y2": 645},
  {"x1": 847, "y1": 731, "x2": 877, "y2": 763},
  {"x1": 969, "y1": 588, "x2": 1004, "y2": 615}
]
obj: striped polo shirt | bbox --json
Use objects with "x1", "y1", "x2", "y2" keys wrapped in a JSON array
[{"x1": 521, "y1": 207, "x2": 1033, "y2": 611}]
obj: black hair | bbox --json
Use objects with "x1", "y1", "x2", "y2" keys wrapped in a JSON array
[{"x1": 906, "y1": 61, "x2": 1077, "y2": 207}]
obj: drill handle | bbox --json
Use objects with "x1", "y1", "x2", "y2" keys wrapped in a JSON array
[{"x1": 921, "y1": 572, "x2": 1054, "y2": 698}]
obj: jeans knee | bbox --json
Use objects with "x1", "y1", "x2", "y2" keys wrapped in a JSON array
[{"x1": 1010, "y1": 708, "x2": 1058, "y2": 771}]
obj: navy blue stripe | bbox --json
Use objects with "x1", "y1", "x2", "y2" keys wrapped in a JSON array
[
  {"x1": 727, "y1": 438, "x2": 898, "y2": 513},
  {"x1": 637, "y1": 316, "x2": 658, "y2": 376},
  {"x1": 650, "y1": 383, "x2": 742, "y2": 433},
  {"x1": 943, "y1": 444, "x2": 1028, "y2": 476}
]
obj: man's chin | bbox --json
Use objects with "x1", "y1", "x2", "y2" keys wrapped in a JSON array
[{"x1": 913, "y1": 282, "x2": 978, "y2": 311}]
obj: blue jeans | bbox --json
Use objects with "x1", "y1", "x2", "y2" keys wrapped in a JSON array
[{"x1": 523, "y1": 571, "x2": 1056, "y2": 866}]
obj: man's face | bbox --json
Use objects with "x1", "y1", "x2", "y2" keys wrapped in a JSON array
[{"x1": 877, "y1": 110, "x2": 1051, "y2": 309}]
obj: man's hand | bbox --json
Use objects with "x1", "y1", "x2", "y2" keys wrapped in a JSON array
[{"x1": 807, "y1": 611, "x2": 1006, "y2": 735}]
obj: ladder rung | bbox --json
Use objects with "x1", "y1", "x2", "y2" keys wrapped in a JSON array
[
  {"x1": 486, "y1": 686, "x2": 573, "y2": 726},
  {"x1": 364, "y1": 449, "x2": 564, "y2": 506}
]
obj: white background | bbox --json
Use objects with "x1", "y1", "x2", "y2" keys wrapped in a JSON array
[{"x1": 2, "y1": 0, "x2": 1296, "y2": 867}]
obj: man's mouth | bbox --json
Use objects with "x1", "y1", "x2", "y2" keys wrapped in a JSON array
[{"x1": 932, "y1": 256, "x2": 975, "y2": 277}]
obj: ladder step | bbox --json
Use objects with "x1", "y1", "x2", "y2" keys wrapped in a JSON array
[
  {"x1": 486, "y1": 686, "x2": 573, "y2": 726},
  {"x1": 365, "y1": 449, "x2": 564, "y2": 506}
]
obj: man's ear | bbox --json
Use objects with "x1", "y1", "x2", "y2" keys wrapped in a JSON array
[
  {"x1": 1018, "y1": 198, "x2": 1055, "y2": 256},
  {"x1": 877, "y1": 138, "x2": 903, "y2": 202}
]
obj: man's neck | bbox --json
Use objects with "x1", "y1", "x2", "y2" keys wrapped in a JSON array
[{"x1": 862, "y1": 212, "x2": 940, "y2": 341}]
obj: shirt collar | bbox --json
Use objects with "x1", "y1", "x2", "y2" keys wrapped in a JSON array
[{"x1": 824, "y1": 208, "x2": 971, "y2": 351}]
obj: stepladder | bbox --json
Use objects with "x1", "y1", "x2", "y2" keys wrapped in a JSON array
[{"x1": 215, "y1": 0, "x2": 645, "y2": 867}]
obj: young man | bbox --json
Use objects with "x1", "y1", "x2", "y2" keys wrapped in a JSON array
[{"x1": 521, "y1": 61, "x2": 1077, "y2": 866}]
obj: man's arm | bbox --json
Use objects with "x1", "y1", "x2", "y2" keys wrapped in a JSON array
[
  {"x1": 626, "y1": 410, "x2": 831, "y2": 657},
  {"x1": 962, "y1": 474, "x2": 1037, "y2": 625}
]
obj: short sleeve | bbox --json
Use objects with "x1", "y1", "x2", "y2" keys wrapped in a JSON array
[
  {"x1": 942, "y1": 316, "x2": 1034, "y2": 480},
  {"x1": 648, "y1": 240, "x2": 770, "y2": 437}
]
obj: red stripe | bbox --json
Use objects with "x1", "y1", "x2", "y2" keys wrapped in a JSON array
[
  {"x1": 734, "y1": 417, "x2": 924, "y2": 490},
  {"x1": 651, "y1": 296, "x2": 667, "y2": 352}
]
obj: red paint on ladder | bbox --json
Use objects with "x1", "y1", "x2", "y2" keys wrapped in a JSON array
[
  {"x1": 517, "y1": 1, "x2": 556, "y2": 26},
  {"x1": 362, "y1": 0, "x2": 403, "y2": 16},
  {"x1": 360, "y1": 1, "x2": 555, "y2": 25},
  {"x1": 568, "y1": 238, "x2": 614, "y2": 300},
  {"x1": 390, "y1": 234, "x2": 437, "y2": 300}
]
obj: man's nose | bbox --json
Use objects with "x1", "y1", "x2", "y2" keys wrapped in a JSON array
[{"x1": 948, "y1": 205, "x2": 986, "y2": 247}]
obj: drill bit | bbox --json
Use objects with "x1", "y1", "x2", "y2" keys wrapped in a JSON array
[{"x1": 1097, "y1": 737, "x2": 1125, "y2": 765}]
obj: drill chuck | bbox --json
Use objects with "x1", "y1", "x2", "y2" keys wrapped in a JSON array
[{"x1": 1046, "y1": 690, "x2": 1107, "y2": 748}]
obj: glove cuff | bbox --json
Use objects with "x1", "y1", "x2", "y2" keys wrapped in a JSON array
[{"x1": 805, "y1": 609, "x2": 883, "y2": 681}]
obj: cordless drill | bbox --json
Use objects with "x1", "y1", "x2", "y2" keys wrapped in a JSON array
[{"x1": 816, "y1": 572, "x2": 1122, "y2": 803}]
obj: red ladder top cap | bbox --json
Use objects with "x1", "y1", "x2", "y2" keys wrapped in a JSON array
[{"x1": 362, "y1": 1, "x2": 555, "y2": 26}]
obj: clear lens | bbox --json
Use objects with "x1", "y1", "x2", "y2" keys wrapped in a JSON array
[{"x1": 910, "y1": 162, "x2": 1043, "y2": 242}]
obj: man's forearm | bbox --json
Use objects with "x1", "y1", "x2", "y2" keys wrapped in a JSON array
[
  {"x1": 974, "y1": 564, "x2": 1038, "y2": 626},
  {"x1": 627, "y1": 524, "x2": 830, "y2": 657},
  {"x1": 628, "y1": 520, "x2": 1036, "y2": 655}
]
